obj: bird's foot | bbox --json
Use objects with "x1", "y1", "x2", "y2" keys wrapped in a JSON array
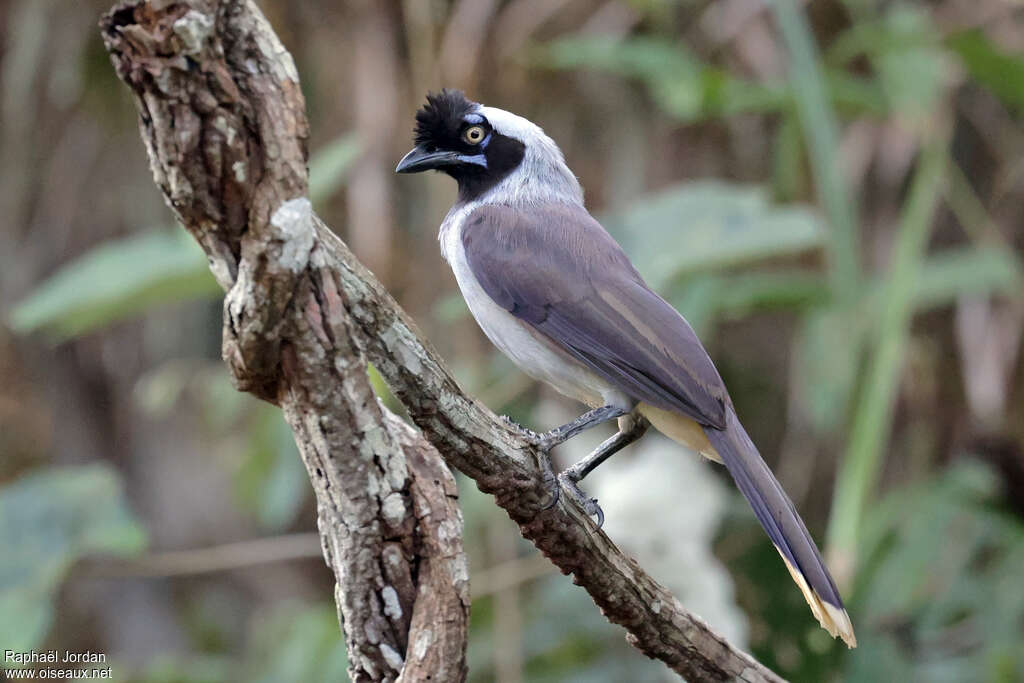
[
  {"x1": 537, "y1": 451, "x2": 560, "y2": 511},
  {"x1": 505, "y1": 421, "x2": 561, "y2": 512},
  {"x1": 533, "y1": 434, "x2": 563, "y2": 510},
  {"x1": 519, "y1": 423, "x2": 561, "y2": 454},
  {"x1": 557, "y1": 470, "x2": 604, "y2": 527},
  {"x1": 501, "y1": 416, "x2": 557, "y2": 451},
  {"x1": 500, "y1": 414, "x2": 532, "y2": 436}
]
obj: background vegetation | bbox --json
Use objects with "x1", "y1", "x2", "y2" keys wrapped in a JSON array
[{"x1": 3, "y1": 0, "x2": 1024, "y2": 681}]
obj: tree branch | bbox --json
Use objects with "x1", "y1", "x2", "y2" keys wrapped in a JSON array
[
  {"x1": 100, "y1": 1, "x2": 783, "y2": 681},
  {"x1": 100, "y1": 4, "x2": 468, "y2": 682}
]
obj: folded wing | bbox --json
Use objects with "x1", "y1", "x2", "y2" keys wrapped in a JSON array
[{"x1": 461, "y1": 202, "x2": 728, "y2": 429}]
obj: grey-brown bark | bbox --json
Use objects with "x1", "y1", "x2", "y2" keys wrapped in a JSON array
[
  {"x1": 100, "y1": 1, "x2": 784, "y2": 681},
  {"x1": 100, "y1": 3, "x2": 468, "y2": 682}
]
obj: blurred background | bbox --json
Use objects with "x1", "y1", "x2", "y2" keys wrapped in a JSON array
[{"x1": 3, "y1": 0, "x2": 1024, "y2": 681}]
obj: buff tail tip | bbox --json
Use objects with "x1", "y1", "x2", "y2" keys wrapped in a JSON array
[{"x1": 780, "y1": 550, "x2": 857, "y2": 648}]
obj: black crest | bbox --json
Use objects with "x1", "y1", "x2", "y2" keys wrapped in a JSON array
[
  {"x1": 414, "y1": 89, "x2": 475, "y2": 149},
  {"x1": 404, "y1": 89, "x2": 526, "y2": 202}
]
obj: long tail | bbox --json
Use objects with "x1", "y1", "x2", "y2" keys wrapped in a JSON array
[{"x1": 704, "y1": 407, "x2": 857, "y2": 648}]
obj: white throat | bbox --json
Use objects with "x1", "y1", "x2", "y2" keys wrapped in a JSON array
[
  {"x1": 438, "y1": 106, "x2": 584, "y2": 254},
  {"x1": 471, "y1": 105, "x2": 583, "y2": 208}
]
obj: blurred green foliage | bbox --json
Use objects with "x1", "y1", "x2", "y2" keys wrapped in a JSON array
[
  {"x1": 0, "y1": 464, "x2": 147, "y2": 656},
  {"x1": 8, "y1": 231, "x2": 217, "y2": 340},
  {"x1": 723, "y1": 459, "x2": 1024, "y2": 682},
  {"x1": 9, "y1": 134, "x2": 360, "y2": 340},
  {"x1": 850, "y1": 461, "x2": 1024, "y2": 681},
  {"x1": 238, "y1": 603, "x2": 349, "y2": 683},
  {"x1": 135, "y1": 360, "x2": 308, "y2": 531},
  {"x1": 603, "y1": 181, "x2": 825, "y2": 288},
  {"x1": 116, "y1": 603, "x2": 347, "y2": 683},
  {"x1": 537, "y1": 36, "x2": 788, "y2": 121},
  {"x1": 947, "y1": 30, "x2": 1024, "y2": 113}
]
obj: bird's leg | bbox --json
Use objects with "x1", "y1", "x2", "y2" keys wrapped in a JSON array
[
  {"x1": 559, "y1": 415, "x2": 649, "y2": 527},
  {"x1": 533, "y1": 405, "x2": 627, "y2": 452},
  {"x1": 527, "y1": 405, "x2": 627, "y2": 512},
  {"x1": 564, "y1": 415, "x2": 649, "y2": 480}
]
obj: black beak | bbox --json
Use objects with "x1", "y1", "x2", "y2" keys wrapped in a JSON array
[{"x1": 395, "y1": 145, "x2": 461, "y2": 174}]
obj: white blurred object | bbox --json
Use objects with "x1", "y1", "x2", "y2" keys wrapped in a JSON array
[
  {"x1": 955, "y1": 295, "x2": 1024, "y2": 428},
  {"x1": 580, "y1": 431, "x2": 751, "y2": 647}
]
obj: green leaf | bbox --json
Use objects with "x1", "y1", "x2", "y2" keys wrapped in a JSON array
[
  {"x1": 772, "y1": 111, "x2": 805, "y2": 201},
  {"x1": 873, "y1": 7, "x2": 946, "y2": 121},
  {"x1": 0, "y1": 464, "x2": 147, "y2": 655},
  {"x1": 241, "y1": 603, "x2": 348, "y2": 683},
  {"x1": 849, "y1": 247, "x2": 1023, "y2": 332},
  {"x1": 9, "y1": 230, "x2": 219, "y2": 339},
  {"x1": 668, "y1": 276, "x2": 720, "y2": 338},
  {"x1": 127, "y1": 654, "x2": 232, "y2": 683},
  {"x1": 666, "y1": 270, "x2": 826, "y2": 338},
  {"x1": 825, "y1": 9, "x2": 946, "y2": 119},
  {"x1": 9, "y1": 135, "x2": 359, "y2": 341},
  {"x1": 773, "y1": 0, "x2": 861, "y2": 302},
  {"x1": 827, "y1": 142, "x2": 946, "y2": 580},
  {"x1": 791, "y1": 307, "x2": 865, "y2": 434},
  {"x1": 236, "y1": 407, "x2": 307, "y2": 531},
  {"x1": 848, "y1": 460, "x2": 1024, "y2": 680},
  {"x1": 825, "y1": 69, "x2": 888, "y2": 116},
  {"x1": 949, "y1": 30, "x2": 1024, "y2": 113},
  {"x1": 602, "y1": 181, "x2": 826, "y2": 289},
  {"x1": 534, "y1": 36, "x2": 785, "y2": 121},
  {"x1": 309, "y1": 134, "x2": 361, "y2": 206},
  {"x1": 710, "y1": 270, "x2": 828, "y2": 315},
  {"x1": 913, "y1": 246, "x2": 1022, "y2": 310},
  {"x1": 367, "y1": 363, "x2": 402, "y2": 415},
  {"x1": 127, "y1": 602, "x2": 348, "y2": 683},
  {"x1": 136, "y1": 361, "x2": 310, "y2": 532},
  {"x1": 432, "y1": 291, "x2": 470, "y2": 323},
  {"x1": 537, "y1": 35, "x2": 696, "y2": 82}
]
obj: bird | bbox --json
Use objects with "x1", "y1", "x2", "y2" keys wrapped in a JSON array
[{"x1": 395, "y1": 89, "x2": 856, "y2": 648}]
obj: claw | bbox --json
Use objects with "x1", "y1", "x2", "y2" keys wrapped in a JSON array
[
  {"x1": 582, "y1": 497, "x2": 605, "y2": 528},
  {"x1": 523, "y1": 428, "x2": 557, "y2": 454},
  {"x1": 535, "y1": 450, "x2": 560, "y2": 511},
  {"x1": 502, "y1": 415, "x2": 538, "y2": 442},
  {"x1": 558, "y1": 472, "x2": 605, "y2": 527},
  {"x1": 539, "y1": 475, "x2": 560, "y2": 511},
  {"x1": 500, "y1": 414, "x2": 525, "y2": 430}
]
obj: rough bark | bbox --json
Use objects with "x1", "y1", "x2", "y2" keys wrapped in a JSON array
[
  {"x1": 100, "y1": 3, "x2": 468, "y2": 682},
  {"x1": 100, "y1": 1, "x2": 784, "y2": 681}
]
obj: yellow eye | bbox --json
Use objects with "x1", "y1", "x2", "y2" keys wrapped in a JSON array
[{"x1": 463, "y1": 125, "x2": 485, "y2": 144}]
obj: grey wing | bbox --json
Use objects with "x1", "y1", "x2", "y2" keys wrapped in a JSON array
[{"x1": 461, "y1": 203, "x2": 729, "y2": 429}]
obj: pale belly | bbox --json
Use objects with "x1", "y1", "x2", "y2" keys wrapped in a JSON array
[{"x1": 444, "y1": 232, "x2": 616, "y2": 407}]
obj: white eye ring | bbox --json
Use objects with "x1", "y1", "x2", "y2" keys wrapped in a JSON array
[{"x1": 464, "y1": 125, "x2": 485, "y2": 144}]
